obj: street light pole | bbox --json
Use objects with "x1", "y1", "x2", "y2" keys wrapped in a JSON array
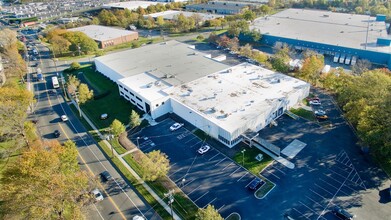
[
  {"x1": 73, "y1": 91, "x2": 81, "y2": 118},
  {"x1": 241, "y1": 149, "x2": 246, "y2": 166},
  {"x1": 164, "y1": 190, "x2": 175, "y2": 220}
]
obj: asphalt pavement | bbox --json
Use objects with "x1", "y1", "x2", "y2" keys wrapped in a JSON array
[{"x1": 29, "y1": 42, "x2": 161, "y2": 220}]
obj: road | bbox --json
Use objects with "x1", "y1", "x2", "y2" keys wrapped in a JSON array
[{"x1": 29, "y1": 40, "x2": 161, "y2": 220}]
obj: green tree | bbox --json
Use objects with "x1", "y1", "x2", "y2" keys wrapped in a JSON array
[
  {"x1": 156, "y1": 16, "x2": 165, "y2": 27},
  {"x1": 110, "y1": 119, "x2": 126, "y2": 137},
  {"x1": 50, "y1": 35, "x2": 70, "y2": 56},
  {"x1": 62, "y1": 31, "x2": 98, "y2": 55},
  {"x1": 70, "y1": 61, "x2": 81, "y2": 70},
  {"x1": 129, "y1": 110, "x2": 141, "y2": 129},
  {"x1": 299, "y1": 54, "x2": 324, "y2": 84},
  {"x1": 0, "y1": 140, "x2": 90, "y2": 219},
  {"x1": 196, "y1": 204, "x2": 223, "y2": 220},
  {"x1": 77, "y1": 83, "x2": 94, "y2": 104},
  {"x1": 140, "y1": 150, "x2": 170, "y2": 181},
  {"x1": 66, "y1": 74, "x2": 80, "y2": 95},
  {"x1": 351, "y1": 59, "x2": 371, "y2": 75},
  {"x1": 242, "y1": 10, "x2": 256, "y2": 21}
]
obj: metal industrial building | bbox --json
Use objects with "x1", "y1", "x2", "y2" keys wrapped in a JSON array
[
  {"x1": 251, "y1": 9, "x2": 391, "y2": 68},
  {"x1": 94, "y1": 40, "x2": 309, "y2": 147},
  {"x1": 69, "y1": 25, "x2": 138, "y2": 48}
]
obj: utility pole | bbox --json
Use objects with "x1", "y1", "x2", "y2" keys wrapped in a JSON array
[
  {"x1": 241, "y1": 149, "x2": 246, "y2": 166},
  {"x1": 73, "y1": 91, "x2": 81, "y2": 117},
  {"x1": 164, "y1": 189, "x2": 175, "y2": 220}
]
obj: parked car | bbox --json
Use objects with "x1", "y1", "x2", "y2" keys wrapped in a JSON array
[
  {"x1": 170, "y1": 123, "x2": 184, "y2": 131},
  {"x1": 48, "y1": 89, "x2": 56, "y2": 95},
  {"x1": 309, "y1": 100, "x2": 321, "y2": 105},
  {"x1": 197, "y1": 145, "x2": 211, "y2": 155},
  {"x1": 307, "y1": 96, "x2": 320, "y2": 101},
  {"x1": 53, "y1": 130, "x2": 60, "y2": 138},
  {"x1": 316, "y1": 114, "x2": 328, "y2": 120},
  {"x1": 133, "y1": 215, "x2": 145, "y2": 220},
  {"x1": 248, "y1": 177, "x2": 265, "y2": 191},
  {"x1": 91, "y1": 189, "x2": 104, "y2": 202},
  {"x1": 100, "y1": 171, "x2": 112, "y2": 181},
  {"x1": 331, "y1": 206, "x2": 354, "y2": 220},
  {"x1": 61, "y1": 115, "x2": 68, "y2": 122},
  {"x1": 100, "y1": 113, "x2": 108, "y2": 120},
  {"x1": 314, "y1": 110, "x2": 326, "y2": 116}
]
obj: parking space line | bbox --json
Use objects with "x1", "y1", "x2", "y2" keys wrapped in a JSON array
[
  {"x1": 194, "y1": 191, "x2": 209, "y2": 203},
  {"x1": 266, "y1": 170, "x2": 280, "y2": 179},
  {"x1": 237, "y1": 172, "x2": 249, "y2": 182},
  {"x1": 217, "y1": 204, "x2": 225, "y2": 212},
  {"x1": 314, "y1": 183, "x2": 334, "y2": 196},
  {"x1": 189, "y1": 141, "x2": 202, "y2": 148},
  {"x1": 328, "y1": 169, "x2": 363, "y2": 188},
  {"x1": 298, "y1": 201, "x2": 322, "y2": 217},
  {"x1": 203, "y1": 198, "x2": 217, "y2": 208},
  {"x1": 229, "y1": 167, "x2": 241, "y2": 176},
  {"x1": 188, "y1": 185, "x2": 202, "y2": 195},
  {"x1": 215, "y1": 158, "x2": 226, "y2": 166},
  {"x1": 332, "y1": 165, "x2": 352, "y2": 175},
  {"x1": 182, "y1": 179, "x2": 196, "y2": 188},
  {"x1": 309, "y1": 189, "x2": 328, "y2": 200},
  {"x1": 222, "y1": 162, "x2": 234, "y2": 171},
  {"x1": 184, "y1": 136, "x2": 198, "y2": 144},
  {"x1": 305, "y1": 196, "x2": 325, "y2": 209},
  {"x1": 273, "y1": 165, "x2": 286, "y2": 175},
  {"x1": 208, "y1": 152, "x2": 220, "y2": 161},
  {"x1": 292, "y1": 208, "x2": 311, "y2": 220},
  {"x1": 168, "y1": 167, "x2": 183, "y2": 178},
  {"x1": 318, "y1": 178, "x2": 349, "y2": 196}
]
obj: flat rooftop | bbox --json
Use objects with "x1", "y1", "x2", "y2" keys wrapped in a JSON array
[
  {"x1": 251, "y1": 9, "x2": 390, "y2": 53},
  {"x1": 146, "y1": 10, "x2": 224, "y2": 21},
  {"x1": 168, "y1": 63, "x2": 309, "y2": 133},
  {"x1": 69, "y1": 25, "x2": 137, "y2": 42},
  {"x1": 95, "y1": 40, "x2": 229, "y2": 86},
  {"x1": 102, "y1": 1, "x2": 159, "y2": 10}
]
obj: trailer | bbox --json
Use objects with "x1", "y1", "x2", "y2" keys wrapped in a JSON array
[
  {"x1": 345, "y1": 55, "x2": 351, "y2": 65},
  {"x1": 333, "y1": 53, "x2": 340, "y2": 63},
  {"x1": 339, "y1": 54, "x2": 346, "y2": 64},
  {"x1": 351, "y1": 56, "x2": 357, "y2": 66}
]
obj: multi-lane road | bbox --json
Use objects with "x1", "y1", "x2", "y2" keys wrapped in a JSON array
[{"x1": 28, "y1": 38, "x2": 160, "y2": 220}]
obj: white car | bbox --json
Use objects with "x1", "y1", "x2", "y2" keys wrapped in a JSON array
[
  {"x1": 309, "y1": 100, "x2": 321, "y2": 106},
  {"x1": 61, "y1": 115, "x2": 68, "y2": 122},
  {"x1": 170, "y1": 123, "x2": 184, "y2": 131},
  {"x1": 132, "y1": 215, "x2": 145, "y2": 220},
  {"x1": 92, "y1": 189, "x2": 104, "y2": 202},
  {"x1": 197, "y1": 145, "x2": 211, "y2": 155},
  {"x1": 314, "y1": 110, "x2": 326, "y2": 116}
]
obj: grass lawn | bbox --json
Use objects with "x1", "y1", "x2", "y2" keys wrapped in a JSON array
[
  {"x1": 255, "y1": 181, "x2": 275, "y2": 199},
  {"x1": 212, "y1": 29, "x2": 228, "y2": 35},
  {"x1": 193, "y1": 129, "x2": 209, "y2": 141},
  {"x1": 108, "y1": 138, "x2": 127, "y2": 155},
  {"x1": 64, "y1": 65, "x2": 137, "y2": 129},
  {"x1": 233, "y1": 146, "x2": 273, "y2": 175},
  {"x1": 226, "y1": 212, "x2": 241, "y2": 220},
  {"x1": 290, "y1": 107, "x2": 316, "y2": 121}
]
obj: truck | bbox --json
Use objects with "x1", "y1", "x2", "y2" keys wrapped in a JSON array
[
  {"x1": 339, "y1": 54, "x2": 346, "y2": 64},
  {"x1": 333, "y1": 53, "x2": 340, "y2": 63}
]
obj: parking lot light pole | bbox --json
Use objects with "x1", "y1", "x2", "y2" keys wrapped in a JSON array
[
  {"x1": 241, "y1": 149, "x2": 246, "y2": 166},
  {"x1": 136, "y1": 137, "x2": 140, "y2": 148}
]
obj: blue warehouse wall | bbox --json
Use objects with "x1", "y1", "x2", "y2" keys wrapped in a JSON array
[{"x1": 260, "y1": 35, "x2": 391, "y2": 69}]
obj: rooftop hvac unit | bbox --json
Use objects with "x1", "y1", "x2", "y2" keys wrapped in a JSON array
[
  {"x1": 146, "y1": 83, "x2": 153, "y2": 88},
  {"x1": 154, "y1": 81, "x2": 161, "y2": 86}
]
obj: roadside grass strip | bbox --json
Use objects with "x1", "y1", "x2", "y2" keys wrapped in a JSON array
[{"x1": 290, "y1": 107, "x2": 316, "y2": 121}]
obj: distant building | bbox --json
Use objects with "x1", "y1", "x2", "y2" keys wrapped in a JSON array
[
  {"x1": 69, "y1": 25, "x2": 138, "y2": 48},
  {"x1": 94, "y1": 40, "x2": 310, "y2": 148},
  {"x1": 102, "y1": 1, "x2": 160, "y2": 11},
  {"x1": 150, "y1": 0, "x2": 188, "y2": 2},
  {"x1": 186, "y1": 1, "x2": 254, "y2": 15},
  {"x1": 57, "y1": 17, "x2": 79, "y2": 24},
  {"x1": 145, "y1": 10, "x2": 224, "y2": 22},
  {"x1": 251, "y1": 9, "x2": 391, "y2": 69}
]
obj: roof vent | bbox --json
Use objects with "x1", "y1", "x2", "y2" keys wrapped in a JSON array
[
  {"x1": 323, "y1": 14, "x2": 329, "y2": 17},
  {"x1": 227, "y1": 68, "x2": 232, "y2": 73},
  {"x1": 146, "y1": 83, "x2": 153, "y2": 88},
  {"x1": 154, "y1": 81, "x2": 161, "y2": 86}
]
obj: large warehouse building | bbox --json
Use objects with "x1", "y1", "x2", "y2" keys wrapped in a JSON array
[
  {"x1": 95, "y1": 40, "x2": 309, "y2": 147},
  {"x1": 69, "y1": 25, "x2": 138, "y2": 49},
  {"x1": 251, "y1": 9, "x2": 391, "y2": 68}
]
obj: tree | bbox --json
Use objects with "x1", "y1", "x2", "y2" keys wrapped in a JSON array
[
  {"x1": 62, "y1": 31, "x2": 98, "y2": 55},
  {"x1": 260, "y1": 5, "x2": 271, "y2": 14},
  {"x1": 0, "y1": 140, "x2": 91, "y2": 219},
  {"x1": 196, "y1": 204, "x2": 223, "y2": 220},
  {"x1": 110, "y1": 119, "x2": 126, "y2": 137},
  {"x1": 0, "y1": 29, "x2": 17, "y2": 51},
  {"x1": 299, "y1": 54, "x2": 324, "y2": 84},
  {"x1": 50, "y1": 35, "x2": 70, "y2": 56},
  {"x1": 210, "y1": 18, "x2": 221, "y2": 30},
  {"x1": 77, "y1": 83, "x2": 94, "y2": 104},
  {"x1": 129, "y1": 110, "x2": 141, "y2": 129},
  {"x1": 239, "y1": 43, "x2": 253, "y2": 57},
  {"x1": 351, "y1": 59, "x2": 371, "y2": 75},
  {"x1": 242, "y1": 10, "x2": 256, "y2": 21},
  {"x1": 140, "y1": 150, "x2": 170, "y2": 181},
  {"x1": 70, "y1": 61, "x2": 81, "y2": 70},
  {"x1": 66, "y1": 75, "x2": 80, "y2": 95},
  {"x1": 156, "y1": 16, "x2": 165, "y2": 27}
]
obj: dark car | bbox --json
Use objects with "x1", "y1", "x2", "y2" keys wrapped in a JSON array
[
  {"x1": 48, "y1": 89, "x2": 56, "y2": 95},
  {"x1": 248, "y1": 177, "x2": 265, "y2": 191},
  {"x1": 331, "y1": 206, "x2": 354, "y2": 220},
  {"x1": 53, "y1": 130, "x2": 60, "y2": 138},
  {"x1": 100, "y1": 171, "x2": 112, "y2": 181},
  {"x1": 389, "y1": 185, "x2": 391, "y2": 199}
]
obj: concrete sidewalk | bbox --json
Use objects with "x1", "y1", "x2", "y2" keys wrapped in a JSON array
[{"x1": 69, "y1": 102, "x2": 182, "y2": 220}]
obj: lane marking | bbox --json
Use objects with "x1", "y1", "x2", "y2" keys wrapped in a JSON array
[
  {"x1": 314, "y1": 183, "x2": 334, "y2": 196},
  {"x1": 214, "y1": 158, "x2": 226, "y2": 166},
  {"x1": 305, "y1": 196, "x2": 325, "y2": 209},
  {"x1": 229, "y1": 167, "x2": 241, "y2": 177},
  {"x1": 194, "y1": 191, "x2": 209, "y2": 203},
  {"x1": 292, "y1": 208, "x2": 311, "y2": 220},
  {"x1": 221, "y1": 162, "x2": 234, "y2": 171},
  {"x1": 208, "y1": 153, "x2": 220, "y2": 161},
  {"x1": 237, "y1": 171, "x2": 249, "y2": 182},
  {"x1": 188, "y1": 185, "x2": 202, "y2": 195}
]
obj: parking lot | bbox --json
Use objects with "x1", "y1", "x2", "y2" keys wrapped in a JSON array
[
  {"x1": 131, "y1": 118, "x2": 267, "y2": 219},
  {"x1": 255, "y1": 89, "x2": 391, "y2": 220}
]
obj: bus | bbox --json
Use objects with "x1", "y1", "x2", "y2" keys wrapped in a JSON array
[{"x1": 52, "y1": 76, "x2": 59, "y2": 89}]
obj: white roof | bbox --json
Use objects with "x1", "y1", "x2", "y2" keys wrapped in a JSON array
[
  {"x1": 146, "y1": 10, "x2": 224, "y2": 21},
  {"x1": 168, "y1": 63, "x2": 309, "y2": 133},
  {"x1": 119, "y1": 72, "x2": 171, "y2": 102},
  {"x1": 251, "y1": 8, "x2": 390, "y2": 53},
  {"x1": 102, "y1": 1, "x2": 159, "y2": 10},
  {"x1": 69, "y1": 25, "x2": 137, "y2": 42}
]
